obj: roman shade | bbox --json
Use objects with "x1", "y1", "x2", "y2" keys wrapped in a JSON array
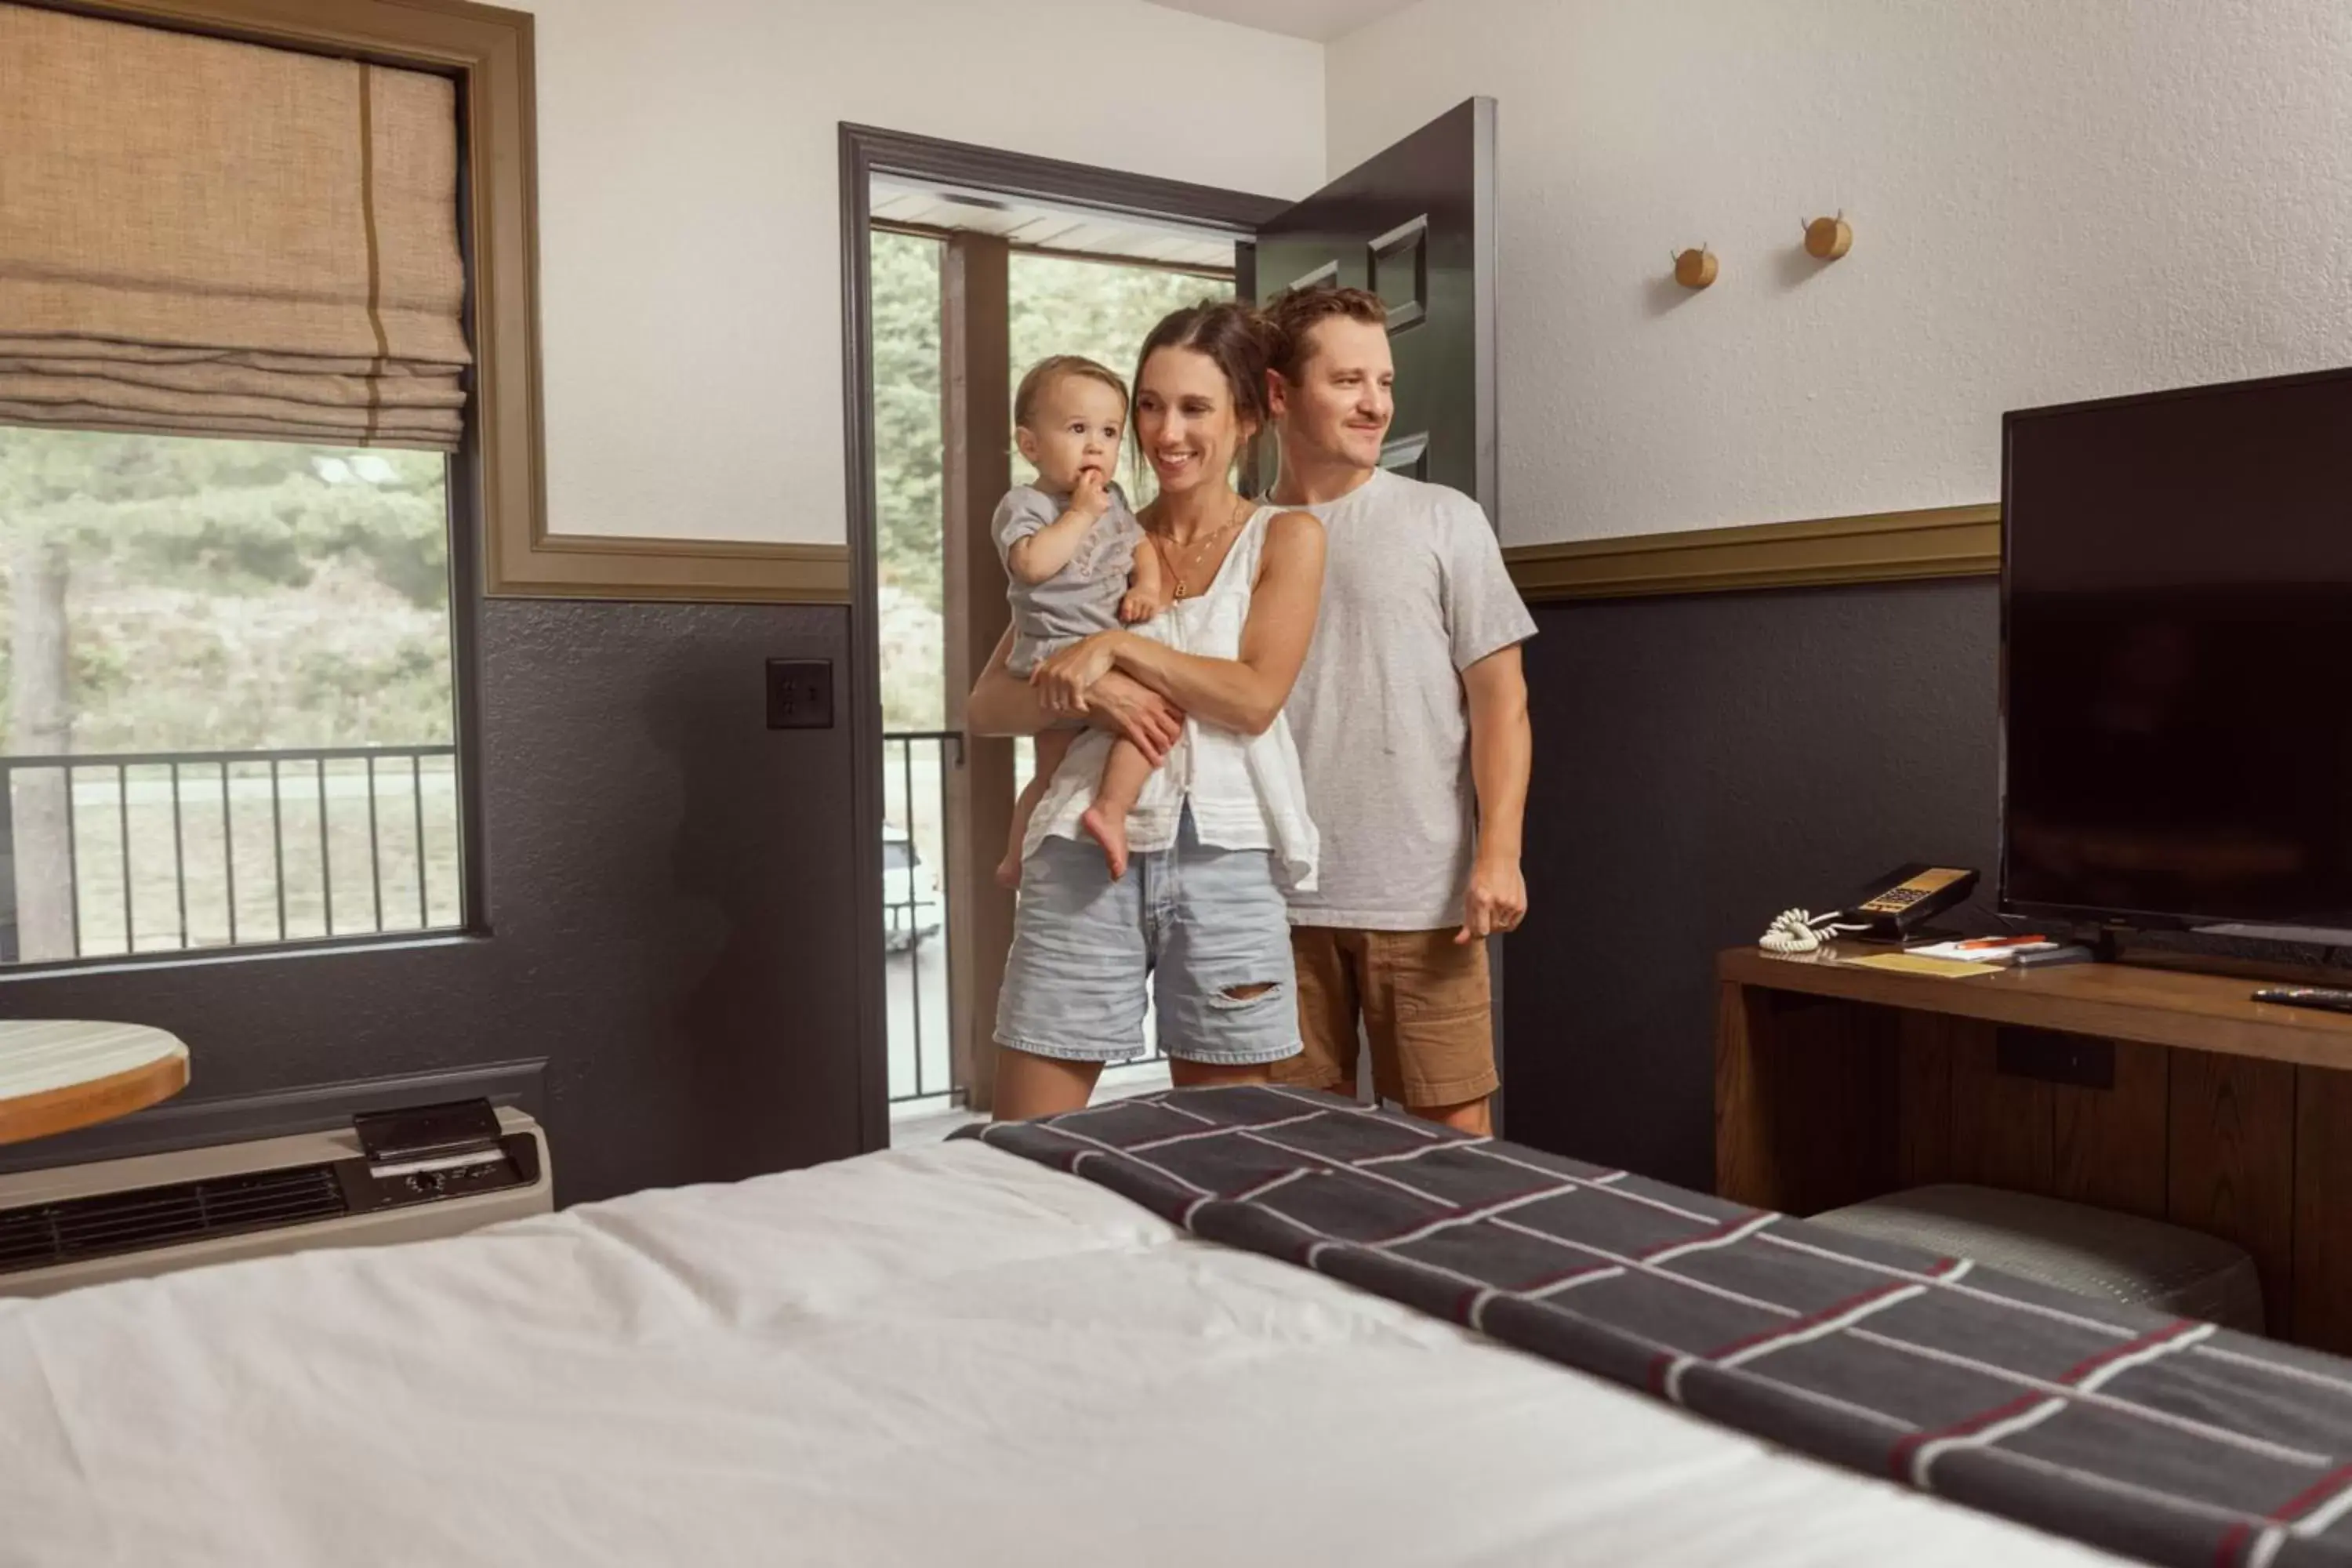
[{"x1": 0, "y1": 2, "x2": 471, "y2": 449}]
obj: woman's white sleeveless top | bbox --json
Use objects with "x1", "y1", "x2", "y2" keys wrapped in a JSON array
[{"x1": 1024, "y1": 504, "x2": 1319, "y2": 892}]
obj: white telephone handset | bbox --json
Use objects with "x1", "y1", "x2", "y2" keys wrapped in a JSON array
[{"x1": 1759, "y1": 908, "x2": 1866, "y2": 955}]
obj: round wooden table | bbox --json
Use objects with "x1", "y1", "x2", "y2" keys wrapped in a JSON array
[{"x1": 0, "y1": 1021, "x2": 190, "y2": 1147}]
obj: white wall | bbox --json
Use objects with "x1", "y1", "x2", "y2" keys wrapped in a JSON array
[
  {"x1": 522, "y1": 0, "x2": 1325, "y2": 544},
  {"x1": 1327, "y1": 0, "x2": 2352, "y2": 546}
]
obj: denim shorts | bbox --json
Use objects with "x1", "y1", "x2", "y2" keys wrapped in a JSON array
[{"x1": 996, "y1": 809, "x2": 1301, "y2": 1068}]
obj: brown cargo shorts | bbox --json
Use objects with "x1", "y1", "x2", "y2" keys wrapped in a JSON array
[{"x1": 1276, "y1": 926, "x2": 1498, "y2": 1109}]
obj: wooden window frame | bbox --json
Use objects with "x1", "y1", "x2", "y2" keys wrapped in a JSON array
[
  {"x1": 32, "y1": 0, "x2": 843, "y2": 604},
  {"x1": 8, "y1": 0, "x2": 521, "y2": 972}
]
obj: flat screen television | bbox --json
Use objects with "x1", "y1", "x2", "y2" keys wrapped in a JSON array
[{"x1": 2000, "y1": 365, "x2": 2352, "y2": 942}]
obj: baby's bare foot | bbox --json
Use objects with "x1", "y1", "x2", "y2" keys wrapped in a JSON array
[{"x1": 1080, "y1": 805, "x2": 1131, "y2": 881}]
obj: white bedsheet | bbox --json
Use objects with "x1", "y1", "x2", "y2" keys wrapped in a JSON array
[{"x1": 0, "y1": 1140, "x2": 2125, "y2": 1567}]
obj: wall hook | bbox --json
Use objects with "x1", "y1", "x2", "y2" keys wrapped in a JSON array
[
  {"x1": 1673, "y1": 245, "x2": 1719, "y2": 289},
  {"x1": 1802, "y1": 209, "x2": 1853, "y2": 260}
]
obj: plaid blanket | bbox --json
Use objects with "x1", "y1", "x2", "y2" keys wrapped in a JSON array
[{"x1": 960, "y1": 1085, "x2": 2352, "y2": 1568}]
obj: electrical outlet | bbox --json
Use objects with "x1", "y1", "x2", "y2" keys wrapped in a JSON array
[{"x1": 765, "y1": 659, "x2": 833, "y2": 730}]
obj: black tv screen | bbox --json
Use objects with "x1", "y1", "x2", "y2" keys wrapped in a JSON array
[{"x1": 2000, "y1": 367, "x2": 2352, "y2": 937}]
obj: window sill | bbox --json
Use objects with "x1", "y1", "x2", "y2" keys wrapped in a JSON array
[{"x1": 0, "y1": 930, "x2": 492, "y2": 985}]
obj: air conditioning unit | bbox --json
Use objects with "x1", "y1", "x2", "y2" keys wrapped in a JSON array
[{"x1": 0, "y1": 1099, "x2": 550, "y2": 1299}]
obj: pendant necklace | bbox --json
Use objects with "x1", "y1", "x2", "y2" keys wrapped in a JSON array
[{"x1": 1152, "y1": 494, "x2": 1250, "y2": 601}]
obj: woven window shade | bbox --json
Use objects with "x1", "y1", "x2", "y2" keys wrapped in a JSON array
[{"x1": 0, "y1": 2, "x2": 470, "y2": 450}]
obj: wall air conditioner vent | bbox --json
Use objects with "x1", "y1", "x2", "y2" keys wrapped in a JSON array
[
  {"x1": 0, "y1": 1099, "x2": 552, "y2": 1299},
  {"x1": 0, "y1": 1163, "x2": 347, "y2": 1278}
]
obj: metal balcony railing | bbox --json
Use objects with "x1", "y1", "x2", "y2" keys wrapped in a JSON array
[{"x1": 0, "y1": 745, "x2": 462, "y2": 967}]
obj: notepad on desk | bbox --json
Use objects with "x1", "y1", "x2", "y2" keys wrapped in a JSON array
[{"x1": 1841, "y1": 952, "x2": 2002, "y2": 979}]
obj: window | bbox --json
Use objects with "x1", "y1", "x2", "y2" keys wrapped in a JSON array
[
  {"x1": 2, "y1": 430, "x2": 461, "y2": 964},
  {"x1": 0, "y1": 0, "x2": 499, "y2": 970}
]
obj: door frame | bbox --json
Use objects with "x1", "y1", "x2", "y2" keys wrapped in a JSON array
[{"x1": 837, "y1": 124, "x2": 1287, "y2": 1150}]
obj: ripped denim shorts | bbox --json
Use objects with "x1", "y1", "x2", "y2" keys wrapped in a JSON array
[{"x1": 996, "y1": 807, "x2": 1301, "y2": 1069}]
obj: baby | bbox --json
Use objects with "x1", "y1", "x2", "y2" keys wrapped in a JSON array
[{"x1": 994, "y1": 354, "x2": 1171, "y2": 887}]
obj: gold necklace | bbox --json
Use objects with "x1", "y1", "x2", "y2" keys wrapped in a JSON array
[{"x1": 1150, "y1": 495, "x2": 1250, "y2": 601}]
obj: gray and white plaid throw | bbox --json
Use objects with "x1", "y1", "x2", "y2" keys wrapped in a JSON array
[{"x1": 960, "y1": 1085, "x2": 2352, "y2": 1568}]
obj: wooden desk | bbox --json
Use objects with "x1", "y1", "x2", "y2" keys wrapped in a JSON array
[
  {"x1": 1716, "y1": 946, "x2": 2352, "y2": 1352},
  {"x1": 0, "y1": 1021, "x2": 189, "y2": 1147}
]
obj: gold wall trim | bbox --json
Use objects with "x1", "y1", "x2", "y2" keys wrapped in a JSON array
[
  {"x1": 1504, "y1": 503, "x2": 2002, "y2": 602},
  {"x1": 493, "y1": 535, "x2": 852, "y2": 604}
]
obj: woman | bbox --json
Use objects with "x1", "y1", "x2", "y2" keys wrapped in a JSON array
[{"x1": 966, "y1": 300, "x2": 1327, "y2": 1120}]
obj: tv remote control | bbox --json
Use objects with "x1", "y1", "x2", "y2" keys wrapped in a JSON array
[{"x1": 2252, "y1": 986, "x2": 2352, "y2": 1014}]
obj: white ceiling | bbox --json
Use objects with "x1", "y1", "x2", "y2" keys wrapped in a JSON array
[
  {"x1": 869, "y1": 177, "x2": 1236, "y2": 272},
  {"x1": 1142, "y1": 0, "x2": 1421, "y2": 43}
]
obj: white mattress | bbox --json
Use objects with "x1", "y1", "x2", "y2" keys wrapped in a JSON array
[{"x1": 0, "y1": 1139, "x2": 2126, "y2": 1567}]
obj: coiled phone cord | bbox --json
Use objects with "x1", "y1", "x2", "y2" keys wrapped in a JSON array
[{"x1": 1759, "y1": 908, "x2": 1868, "y2": 954}]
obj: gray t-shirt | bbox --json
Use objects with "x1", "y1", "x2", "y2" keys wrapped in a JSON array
[
  {"x1": 993, "y1": 482, "x2": 1143, "y2": 675},
  {"x1": 1283, "y1": 469, "x2": 1536, "y2": 930}
]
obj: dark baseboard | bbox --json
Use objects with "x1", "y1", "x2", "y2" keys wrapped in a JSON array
[{"x1": 0, "y1": 1058, "x2": 548, "y2": 1177}]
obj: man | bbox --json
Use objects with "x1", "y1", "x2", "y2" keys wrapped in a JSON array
[{"x1": 1261, "y1": 284, "x2": 1534, "y2": 1136}]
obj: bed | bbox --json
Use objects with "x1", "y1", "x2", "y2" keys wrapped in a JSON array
[{"x1": 0, "y1": 1086, "x2": 2305, "y2": 1567}]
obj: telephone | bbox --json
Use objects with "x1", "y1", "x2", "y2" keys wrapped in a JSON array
[
  {"x1": 1758, "y1": 865, "x2": 1980, "y2": 953},
  {"x1": 1846, "y1": 864, "x2": 1980, "y2": 940}
]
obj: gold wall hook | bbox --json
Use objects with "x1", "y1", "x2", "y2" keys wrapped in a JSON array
[{"x1": 1802, "y1": 211, "x2": 1853, "y2": 260}]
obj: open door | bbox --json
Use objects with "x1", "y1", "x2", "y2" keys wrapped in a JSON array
[
  {"x1": 1249, "y1": 98, "x2": 1510, "y2": 1125},
  {"x1": 1250, "y1": 98, "x2": 1497, "y2": 517}
]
